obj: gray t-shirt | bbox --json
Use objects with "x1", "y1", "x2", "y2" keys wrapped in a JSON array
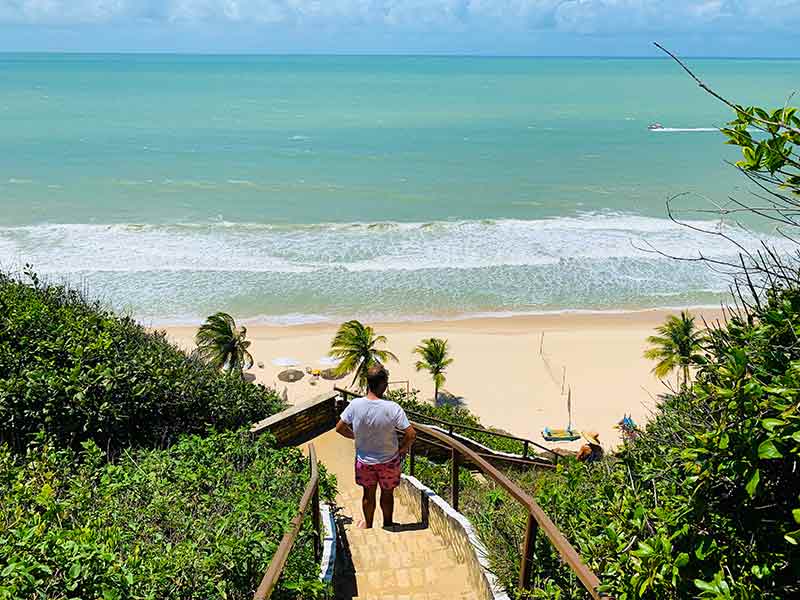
[{"x1": 340, "y1": 397, "x2": 411, "y2": 464}]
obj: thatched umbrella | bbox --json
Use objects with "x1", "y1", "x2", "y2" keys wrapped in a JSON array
[
  {"x1": 277, "y1": 369, "x2": 304, "y2": 383},
  {"x1": 320, "y1": 367, "x2": 345, "y2": 381}
]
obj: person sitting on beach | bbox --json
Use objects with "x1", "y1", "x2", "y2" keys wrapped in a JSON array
[
  {"x1": 335, "y1": 364, "x2": 416, "y2": 529},
  {"x1": 576, "y1": 431, "x2": 604, "y2": 463}
]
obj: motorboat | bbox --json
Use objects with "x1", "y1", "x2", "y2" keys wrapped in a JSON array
[{"x1": 648, "y1": 122, "x2": 665, "y2": 130}]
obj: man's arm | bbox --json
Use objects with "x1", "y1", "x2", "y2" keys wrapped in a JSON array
[
  {"x1": 335, "y1": 419, "x2": 355, "y2": 439},
  {"x1": 397, "y1": 424, "x2": 416, "y2": 456}
]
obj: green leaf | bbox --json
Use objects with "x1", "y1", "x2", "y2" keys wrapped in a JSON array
[
  {"x1": 758, "y1": 439, "x2": 783, "y2": 459},
  {"x1": 68, "y1": 563, "x2": 81, "y2": 579},
  {"x1": 792, "y1": 508, "x2": 800, "y2": 524},
  {"x1": 746, "y1": 469, "x2": 760, "y2": 498},
  {"x1": 761, "y1": 418, "x2": 785, "y2": 432},
  {"x1": 694, "y1": 579, "x2": 715, "y2": 592}
]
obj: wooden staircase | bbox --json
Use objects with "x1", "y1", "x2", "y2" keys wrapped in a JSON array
[
  {"x1": 312, "y1": 430, "x2": 483, "y2": 600},
  {"x1": 253, "y1": 389, "x2": 609, "y2": 600}
]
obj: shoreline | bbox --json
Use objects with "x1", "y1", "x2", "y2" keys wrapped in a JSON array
[
  {"x1": 161, "y1": 307, "x2": 724, "y2": 450},
  {"x1": 145, "y1": 303, "x2": 728, "y2": 330}
]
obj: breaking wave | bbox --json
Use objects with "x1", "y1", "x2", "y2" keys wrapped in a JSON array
[{"x1": 0, "y1": 214, "x2": 788, "y2": 323}]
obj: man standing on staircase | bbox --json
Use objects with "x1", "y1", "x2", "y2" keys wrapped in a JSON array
[{"x1": 336, "y1": 364, "x2": 416, "y2": 529}]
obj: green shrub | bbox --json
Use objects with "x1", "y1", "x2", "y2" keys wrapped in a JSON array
[
  {"x1": 0, "y1": 429, "x2": 334, "y2": 600},
  {"x1": 0, "y1": 271, "x2": 284, "y2": 454},
  {"x1": 386, "y1": 389, "x2": 529, "y2": 455},
  {"x1": 409, "y1": 287, "x2": 800, "y2": 599}
]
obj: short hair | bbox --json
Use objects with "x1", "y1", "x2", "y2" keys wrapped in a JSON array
[{"x1": 366, "y1": 364, "x2": 389, "y2": 396}]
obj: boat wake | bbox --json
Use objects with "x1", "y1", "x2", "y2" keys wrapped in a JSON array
[{"x1": 649, "y1": 127, "x2": 719, "y2": 133}]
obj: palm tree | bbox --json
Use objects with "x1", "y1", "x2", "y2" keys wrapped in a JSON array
[
  {"x1": 644, "y1": 311, "x2": 704, "y2": 389},
  {"x1": 195, "y1": 312, "x2": 254, "y2": 374},
  {"x1": 329, "y1": 320, "x2": 397, "y2": 389},
  {"x1": 413, "y1": 337, "x2": 453, "y2": 402}
]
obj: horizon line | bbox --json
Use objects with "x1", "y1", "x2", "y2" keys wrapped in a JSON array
[{"x1": 2, "y1": 50, "x2": 799, "y2": 60}]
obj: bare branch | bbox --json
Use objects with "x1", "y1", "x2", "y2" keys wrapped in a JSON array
[{"x1": 653, "y1": 42, "x2": 800, "y2": 136}]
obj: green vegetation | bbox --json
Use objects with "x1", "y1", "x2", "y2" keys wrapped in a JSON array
[
  {"x1": 0, "y1": 272, "x2": 330, "y2": 599},
  {"x1": 413, "y1": 337, "x2": 453, "y2": 401},
  {"x1": 404, "y1": 290, "x2": 800, "y2": 598},
  {"x1": 644, "y1": 310, "x2": 704, "y2": 389},
  {"x1": 400, "y1": 76, "x2": 800, "y2": 599},
  {"x1": 0, "y1": 430, "x2": 332, "y2": 600},
  {"x1": 195, "y1": 312, "x2": 254, "y2": 374},
  {"x1": 329, "y1": 320, "x2": 397, "y2": 389},
  {"x1": 386, "y1": 388, "x2": 530, "y2": 456},
  {"x1": 0, "y1": 271, "x2": 283, "y2": 454}
]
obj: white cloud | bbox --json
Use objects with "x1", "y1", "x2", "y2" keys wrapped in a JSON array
[{"x1": 0, "y1": 0, "x2": 797, "y2": 32}]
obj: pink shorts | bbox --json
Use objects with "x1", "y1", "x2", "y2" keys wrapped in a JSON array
[{"x1": 355, "y1": 455, "x2": 402, "y2": 490}]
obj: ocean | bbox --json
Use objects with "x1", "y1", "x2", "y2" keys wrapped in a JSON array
[{"x1": 1, "y1": 54, "x2": 797, "y2": 325}]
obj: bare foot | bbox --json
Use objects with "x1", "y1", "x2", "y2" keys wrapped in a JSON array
[{"x1": 356, "y1": 519, "x2": 371, "y2": 529}]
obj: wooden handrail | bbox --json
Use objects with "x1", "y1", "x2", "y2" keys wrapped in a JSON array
[
  {"x1": 334, "y1": 386, "x2": 558, "y2": 462},
  {"x1": 406, "y1": 409, "x2": 558, "y2": 461},
  {"x1": 412, "y1": 431, "x2": 555, "y2": 469},
  {"x1": 412, "y1": 423, "x2": 605, "y2": 598},
  {"x1": 335, "y1": 387, "x2": 607, "y2": 598},
  {"x1": 253, "y1": 444, "x2": 322, "y2": 600}
]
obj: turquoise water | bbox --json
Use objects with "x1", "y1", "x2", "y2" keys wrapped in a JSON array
[{"x1": 1, "y1": 54, "x2": 797, "y2": 324}]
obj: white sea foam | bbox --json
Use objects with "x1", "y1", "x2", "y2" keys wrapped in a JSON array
[
  {"x1": 2, "y1": 214, "x2": 789, "y2": 324},
  {"x1": 0, "y1": 215, "x2": 788, "y2": 276}
]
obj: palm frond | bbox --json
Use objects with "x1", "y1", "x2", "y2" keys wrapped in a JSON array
[
  {"x1": 195, "y1": 312, "x2": 252, "y2": 374},
  {"x1": 328, "y1": 320, "x2": 396, "y2": 390},
  {"x1": 413, "y1": 337, "x2": 453, "y2": 397},
  {"x1": 643, "y1": 311, "x2": 705, "y2": 386}
]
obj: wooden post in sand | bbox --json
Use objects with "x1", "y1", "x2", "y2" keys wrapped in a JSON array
[
  {"x1": 567, "y1": 387, "x2": 573, "y2": 430},
  {"x1": 539, "y1": 331, "x2": 544, "y2": 355}
]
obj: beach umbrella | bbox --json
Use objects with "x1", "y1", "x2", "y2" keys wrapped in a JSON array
[
  {"x1": 272, "y1": 357, "x2": 300, "y2": 367},
  {"x1": 320, "y1": 367, "x2": 345, "y2": 381},
  {"x1": 317, "y1": 356, "x2": 341, "y2": 367},
  {"x1": 277, "y1": 369, "x2": 304, "y2": 383}
]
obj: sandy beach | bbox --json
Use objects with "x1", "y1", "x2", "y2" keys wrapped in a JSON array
[{"x1": 162, "y1": 308, "x2": 723, "y2": 450}]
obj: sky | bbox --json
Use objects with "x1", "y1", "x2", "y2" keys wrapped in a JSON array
[{"x1": 0, "y1": 1, "x2": 799, "y2": 56}]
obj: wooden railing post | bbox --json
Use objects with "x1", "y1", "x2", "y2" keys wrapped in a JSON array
[
  {"x1": 254, "y1": 444, "x2": 321, "y2": 600},
  {"x1": 519, "y1": 513, "x2": 538, "y2": 590},
  {"x1": 311, "y1": 457, "x2": 321, "y2": 563},
  {"x1": 410, "y1": 422, "x2": 605, "y2": 600},
  {"x1": 523, "y1": 440, "x2": 529, "y2": 458},
  {"x1": 451, "y1": 448, "x2": 460, "y2": 511}
]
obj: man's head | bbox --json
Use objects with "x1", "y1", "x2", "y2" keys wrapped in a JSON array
[{"x1": 366, "y1": 364, "x2": 389, "y2": 397}]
